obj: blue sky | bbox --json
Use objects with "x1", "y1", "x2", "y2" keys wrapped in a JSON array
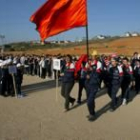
[{"x1": 0, "y1": 0, "x2": 140, "y2": 44}]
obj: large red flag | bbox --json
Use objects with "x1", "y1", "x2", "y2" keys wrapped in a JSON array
[{"x1": 30, "y1": 0, "x2": 87, "y2": 41}]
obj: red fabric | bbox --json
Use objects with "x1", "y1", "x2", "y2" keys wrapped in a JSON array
[
  {"x1": 96, "y1": 69, "x2": 101, "y2": 73},
  {"x1": 74, "y1": 54, "x2": 88, "y2": 78},
  {"x1": 92, "y1": 60, "x2": 97, "y2": 65},
  {"x1": 119, "y1": 72, "x2": 123, "y2": 76},
  {"x1": 66, "y1": 62, "x2": 71, "y2": 68},
  {"x1": 68, "y1": 69, "x2": 75, "y2": 72},
  {"x1": 30, "y1": 0, "x2": 87, "y2": 41},
  {"x1": 66, "y1": 62, "x2": 75, "y2": 72}
]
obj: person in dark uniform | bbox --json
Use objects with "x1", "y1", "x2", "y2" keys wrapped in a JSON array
[
  {"x1": 29, "y1": 57, "x2": 34, "y2": 76},
  {"x1": 131, "y1": 52, "x2": 139, "y2": 69},
  {"x1": 60, "y1": 55, "x2": 75, "y2": 112},
  {"x1": 1, "y1": 62, "x2": 13, "y2": 97},
  {"x1": 101, "y1": 55, "x2": 110, "y2": 88},
  {"x1": 85, "y1": 56, "x2": 101, "y2": 121},
  {"x1": 133, "y1": 59, "x2": 140, "y2": 94},
  {"x1": 121, "y1": 57, "x2": 134, "y2": 105},
  {"x1": 16, "y1": 63, "x2": 24, "y2": 98},
  {"x1": 77, "y1": 62, "x2": 87, "y2": 104},
  {"x1": 108, "y1": 57, "x2": 123, "y2": 111}
]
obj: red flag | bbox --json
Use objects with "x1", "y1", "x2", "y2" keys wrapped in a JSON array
[
  {"x1": 30, "y1": 0, "x2": 87, "y2": 41},
  {"x1": 74, "y1": 54, "x2": 88, "y2": 78}
]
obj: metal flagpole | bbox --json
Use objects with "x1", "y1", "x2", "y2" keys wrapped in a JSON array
[
  {"x1": 86, "y1": 25, "x2": 89, "y2": 58},
  {"x1": 85, "y1": 0, "x2": 89, "y2": 58}
]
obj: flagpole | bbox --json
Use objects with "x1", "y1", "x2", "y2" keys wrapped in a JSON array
[
  {"x1": 86, "y1": 25, "x2": 89, "y2": 58},
  {"x1": 85, "y1": 0, "x2": 89, "y2": 59}
]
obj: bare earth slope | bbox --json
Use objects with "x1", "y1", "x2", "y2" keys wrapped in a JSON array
[{"x1": 23, "y1": 37, "x2": 140, "y2": 56}]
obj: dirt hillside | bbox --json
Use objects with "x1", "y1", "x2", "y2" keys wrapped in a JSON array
[{"x1": 8, "y1": 37, "x2": 140, "y2": 56}]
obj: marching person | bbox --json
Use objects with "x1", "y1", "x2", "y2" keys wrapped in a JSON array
[
  {"x1": 39, "y1": 56, "x2": 46, "y2": 79},
  {"x1": 131, "y1": 52, "x2": 139, "y2": 69},
  {"x1": 90, "y1": 55, "x2": 102, "y2": 89},
  {"x1": 85, "y1": 54, "x2": 101, "y2": 121},
  {"x1": 77, "y1": 62, "x2": 87, "y2": 104},
  {"x1": 60, "y1": 55, "x2": 75, "y2": 112},
  {"x1": 100, "y1": 55, "x2": 111, "y2": 88},
  {"x1": 16, "y1": 63, "x2": 24, "y2": 98},
  {"x1": 121, "y1": 57, "x2": 134, "y2": 105},
  {"x1": 107, "y1": 57, "x2": 123, "y2": 111},
  {"x1": 133, "y1": 59, "x2": 140, "y2": 94}
]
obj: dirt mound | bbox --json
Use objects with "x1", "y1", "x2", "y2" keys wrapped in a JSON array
[{"x1": 8, "y1": 37, "x2": 140, "y2": 56}]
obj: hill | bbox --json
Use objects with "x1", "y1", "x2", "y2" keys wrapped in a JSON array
[{"x1": 5, "y1": 36, "x2": 140, "y2": 56}]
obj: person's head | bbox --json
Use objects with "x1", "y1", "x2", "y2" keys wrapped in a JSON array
[
  {"x1": 133, "y1": 52, "x2": 138, "y2": 58},
  {"x1": 41, "y1": 56, "x2": 45, "y2": 60},
  {"x1": 122, "y1": 57, "x2": 129, "y2": 66},
  {"x1": 111, "y1": 57, "x2": 118, "y2": 67},
  {"x1": 65, "y1": 55, "x2": 72, "y2": 63},
  {"x1": 91, "y1": 55, "x2": 97, "y2": 60}
]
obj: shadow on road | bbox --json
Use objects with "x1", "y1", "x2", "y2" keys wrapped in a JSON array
[
  {"x1": 92, "y1": 89, "x2": 138, "y2": 122},
  {"x1": 22, "y1": 80, "x2": 61, "y2": 94},
  {"x1": 70, "y1": 88, "x2": 108, "y2": 111}
]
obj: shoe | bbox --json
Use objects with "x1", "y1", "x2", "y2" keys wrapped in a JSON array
[
  {"x1": 20, "y1": 95, "x2": 24, "y2": 98},
  {"x1": 109, "y1": 106, "x2": 116, "y2": 112},
  {"x1": 17, "y1": 95, "x2": 21, "y2": 98},
  {"x1": 88, "y1": 115, "x2": 96, "y2": 121},
  {"x1": 122, "y1": 99, "x2": 127, "y2": 106},
  {"x1": 77, "y1": 100, "x2": 81, "y2": 105},
  {"x1": 109, "y1": 108, "x2": 115, "y2": 112},
  {"x1": 17, "y1": 94, "x2": 25, "y2": 98},
  {"x1": 71, "y1": 99, "x2": 76, "y2": 106}
]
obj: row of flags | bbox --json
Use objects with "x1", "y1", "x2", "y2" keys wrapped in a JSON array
[{"x1": 30, "y1": 0, "x2": 87, "y2": 41}]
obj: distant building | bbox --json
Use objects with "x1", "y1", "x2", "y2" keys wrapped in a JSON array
[
  {"x1": 77, "y1": 39, "x2": 82, "y2": 42},
  {"x1": 131, "y1": 32, "x2": 139, "y2": 37},
  {"x1": 64, "y1": 40, "x2": 71, "y2": 43},
  {"x1": 125, "y1": 32, "x2": 131, "y2": 37},
  {"x1": 124, "y1": 32, "x2": 139, "y2": 37},
  {"x1": 50, "y1": 40, "x2": 71, "y2": 44},
  {"x1": 97, "y1": 35, "x2": 105, "y2": 39},
  {"x1": 50, "y1": 40, "x2": 57, "y2": 44}
]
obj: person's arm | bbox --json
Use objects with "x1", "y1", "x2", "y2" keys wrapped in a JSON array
[{"x1": 118, "y1": 66, "x2": 123, "y2": 83}]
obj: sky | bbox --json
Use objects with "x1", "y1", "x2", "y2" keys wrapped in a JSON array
[{"x1": 0, "y1": 0, "x2": 140, "y2": 44}]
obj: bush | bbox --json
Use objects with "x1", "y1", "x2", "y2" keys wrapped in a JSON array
[{"x1": 117, "y1": 46, "x2": 126, "y2": 48}]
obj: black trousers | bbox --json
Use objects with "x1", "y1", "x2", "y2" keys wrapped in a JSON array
[
  {"x1": 121, "y1": 80, "x2": 131, "y2": 99},
  {"x1": 1, "y1": 76, "x2": 14, "y2": 96},
  {"x1": 41, "y1": 68, "x2": 46, "y2": 79},
  {"x1": 86, "y1": 85, "x2": 98, "y2": 116},
  {"x1": 77, "y1": 79, "x2": 86, "y2": 102},
  {"x1": 29, "y1": 64, "x2": 33, "y2": 75},
  {"x1": 61, "y1": 82, "x2": 75, "y2": 109},
  {"x1": 46, "y1": 66, "x2": 52, "y2": 77},
  {"x1": 108, "y1": 83, "x2": 120, "y2": 109},
  {"x1": 17, "y1": 83, "x2": 21, "y2": 95}
]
